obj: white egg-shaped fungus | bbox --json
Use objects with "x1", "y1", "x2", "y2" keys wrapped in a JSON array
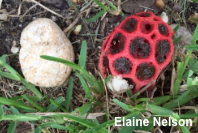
[
  {"x1": 107, "y1": 75, "x2": 132, "y2": 93},
  {"x1": 19, "y1": 18, "x2": 74, "y2": 87}
]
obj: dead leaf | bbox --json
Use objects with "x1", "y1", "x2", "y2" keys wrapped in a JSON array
[
  {"x1": 0, "y1": 9, "x2": 8, "y2": 21},
  {"x1": 172, "y1": 4, "x2": 182, "y2": 12},
  {"x1": 121, "y1": 0, "x2": 169, "y2": 14},
  {"x1": 28, "y1": 112, "x2": 105, "y2": 119}
]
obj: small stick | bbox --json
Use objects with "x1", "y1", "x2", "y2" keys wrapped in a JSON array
[
  {"x1": 19, "y1": 3, "x2": 38, "y2": 19},
  {"x1": 150, "y1": 87, "x2": 157, "y2": 99},
  {"x1": 139, "y1": 5, "x2": 155, "y2": 12},
  {"x1": 64, "y1": 10, "x2": 87, "y2": 34},
  {"x1": 130, "y1": 80, "x2": 156, "y2": 99},
  {"x1": 64, "y1": 15, "x2": 81, "y2": 33},
  {"x1": 24, "y1": 0, "x2": 64, "y2": 18},
  {"x1": 99, "y1": 72, "x2": 110, "y2": 133},
  {"x1": 160, "y1": 73, "x2": 165, "y2": 96}
]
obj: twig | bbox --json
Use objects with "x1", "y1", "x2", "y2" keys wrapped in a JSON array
[
  {"x1": 130, "y1": 80, "x2": 156, "y2": 99},
  {"x1": 19, "y1": 3, "x2": 38, "y2": 20},
  {"x1": 99, "y1": 72, "x2": 110, "y2": 133},
  {"x1": 64, "y1": 10, "x2": 87, "y2": 34},
  {"x1": 150, "y1": 87, "x2": 157, "y2": 99},
  {"x1": 139, "y1": 5, "x2": 155, "y2": 12},
  {"x1": 64, "y1": 16, "x2": 81, "y2": 33},
  {"x1": 24, "y1": 0, "x2": 64, "y2": 18},
  {"x1": 160, "y1": 73, "x2": 165, "y2": 96}
]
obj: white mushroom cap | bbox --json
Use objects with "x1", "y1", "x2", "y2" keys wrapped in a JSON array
[
  {"x1": 19, "y1": 18, "x2": 74, "y2": 87},
  {"x1": 160, "y1": 12, "x2": 168, "y2": 23}
]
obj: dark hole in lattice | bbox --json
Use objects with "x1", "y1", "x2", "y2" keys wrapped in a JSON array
[
  {"x1": 155, "y1": 40, "x2": 170, "y2": 64},
  {"x1": 130, "y1": 37, "x2": 151, "y2": 59},
  {"x1": 158, "y1": 24, "x2": 169, "y2": 36},
  {"x1": 136, "y1": 62, "x2": 155, "y2": 80},
  {"x1": 141, "y1": 21, "x2": 153, "y2": 34},
  {"x1": 110, "y1": 33, "x2": 126, "y2": 55},
  {"x1": 151, "y1": 34, "x2": 155, "y2": 39},
  {"x1": 121, "y1": 18, "x2": 137, "y2": 33},
  {"x1": 114, "y1": 57, "x2": 132, "y2": 74},
  {"x1": 136, "y1": 12, "x2": 151, "y2": 17}
]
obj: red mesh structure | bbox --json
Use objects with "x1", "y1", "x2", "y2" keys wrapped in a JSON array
[{"x1": 99, "y1": 12, "x2": 174, "y2": 94}]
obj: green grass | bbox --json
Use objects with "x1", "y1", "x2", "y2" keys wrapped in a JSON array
[{"x1": 86, "y1": 0, "x2": 122, "y2": 22}]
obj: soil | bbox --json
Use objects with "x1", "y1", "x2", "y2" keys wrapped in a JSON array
[{"x1": 0, "y1": 0, "x2": 198, "y2": 132}]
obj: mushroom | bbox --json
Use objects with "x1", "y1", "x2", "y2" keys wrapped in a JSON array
[
  {"x1": 160, "y1": 12, "x2": 168, "y2": 23},
  {"x1": 107, "y1": 75, "x2": 132, "y2": 93},
  {"x1": 19, "y1": 18, "x2": 74, "y2": 87},
  {"x1": 99, "y1": 12, "x2": 174, "y2": 93}
]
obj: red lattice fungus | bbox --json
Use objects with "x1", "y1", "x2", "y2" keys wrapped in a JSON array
[{"x1": 99, "y1": 12, "x2": 174, "y2": 94}]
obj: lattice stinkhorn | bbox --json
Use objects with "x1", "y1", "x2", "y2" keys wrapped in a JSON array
[{"x1": 99, "y1": 12, "x2": 174, "y2": 94}]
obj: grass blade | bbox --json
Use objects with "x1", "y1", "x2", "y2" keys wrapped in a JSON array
[
  {"x1": 40, "y1": 55, "x2": 82, "y2": 71},
  {"x1": 185, "y1": 45, "x2": 198, "y2": 50},
  {"x1": 79, "y1": 40, "x2": 87, "y2": 68},
  {"x1": 87, "y1": 10, "x2": 105, "y2": 22},
  {"x1": 173, "y1": 24, "x2": 180, "y2": 33},
  {"x1": 113, "y1": 99, "x2": 131, "y2": 111},
  {"x1": 173, "y1": 36, "x2": 182, "y2": 45},
  {"x1": 22, "y1": 95, "x2": 45, "y2": 112},
  {"x1": 21, "y1": 80, "x2": 42, "y2": 100},
  {"x1": 147, "y1": 103, "x2": 174, "y2": 116},
  {"x1": 180, "y1": 126, "x2": 190, "y2": 133},
  {"x1": 6, "y1": 107, "x2": 20, "y2": 115},
  {"x1": 76, "y1": 71, "x2": 91, "y2": 98},
  {"x1": 0, "y1": 57, "x2": 42, "y2": 99},
  {"x1": 0, "y1": 114, "x2": 41, "y2": 121},
  {"x1": 0, "y1": 97, "x2": 36, "y2": 112},
  {"x1": 46, "y1": 97, "x2": 64, "y2": 112},
  {"x1": 0, "y1": 104, "x2": 4, "y2": 115},
  {"x1": 173, "y1": 23, "x2": 198, "y2": 96},
  {"x1": 92, "y1": 0, "x2": 109, "y2": 12},
  {"x1": 0, "y1": 71, "x2": 20, "y2": 81},
  {"x1": 7, "y1": 121, "x2": 17, "y2": 133},
  {"x1": 188, "y1": 17, "x2": 198, "y2": 22},
  {"x1": 56, "y1": 114, "x2": 96, "y2": 128},
  {"x1": 34, "y1": 126, "x2": 42, "y2": 133},
  {"x1": 65, "y1": 77, "x2": 73, "y2": 112},
  {"x1": 50, "y1": 99, "x2": 67, "y2": 112},
  {"x1": 51, "y1": 124, "x2": 68, "y2": 130},
  {"x1": 163, "y1": 92, "x2": 198, "y2": 109}
]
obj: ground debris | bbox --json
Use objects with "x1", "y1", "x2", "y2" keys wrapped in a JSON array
[
  {"x1": 40, "y1": 0, "x2": 69, "y2": 10},
  {"x1": 14, "y1": 122, "x2": 33, "y2": 133},
  {"x1": 121, "y1": 0, "x2": 169, "y2": 14},
  {"x1": 169, "y1": 24, "x2": 192, "y2": 47},
  {"x1": 0, "y1": 9, "x2": 8, "y2": 20}
]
